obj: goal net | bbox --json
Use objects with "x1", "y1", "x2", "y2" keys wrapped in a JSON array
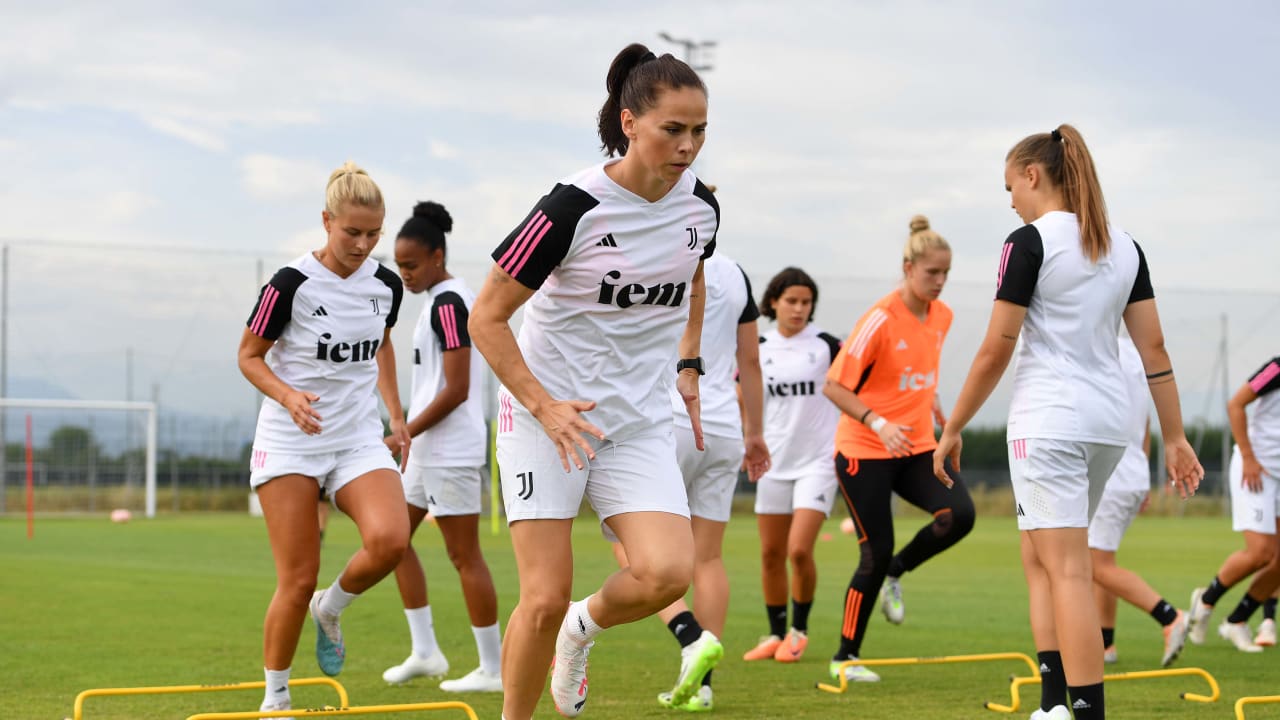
[{"x1": 0, "y1": 399, "x2": 157, "y2": 517}]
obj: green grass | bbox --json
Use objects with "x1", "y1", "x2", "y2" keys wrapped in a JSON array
[{"x1": 2, "y1": 511, "x2": 1277, "y2": 719}]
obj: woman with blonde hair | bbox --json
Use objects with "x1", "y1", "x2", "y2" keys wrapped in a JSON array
[{"x1": 238, "y1": 161, "x2": 411, "y2": 716}]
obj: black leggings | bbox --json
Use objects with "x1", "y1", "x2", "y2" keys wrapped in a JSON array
[{"x1": 835, "y1": 450, "x2": 975, "y2": 657}]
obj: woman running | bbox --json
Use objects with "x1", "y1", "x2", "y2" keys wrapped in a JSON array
[
  {"x1": 381, "y1": 201, "x2": 502, "y2": 692},
  {"x1": 1088, "y1": 334, "x2": 1188, "y2": 667},
  {"x1": 934, "y1": 125, "x2": 1203, "y2": 720},
  {"x1": 1186, "y1": 354, "x2": 1280, "y2": 652},
  {"x1": 469, "y1": 43, "x2": 722, "y2": 720},
  {"x1": 741, "y1": 267, "x2": 842, "y2": 664},
  {"x1": 823, "y1": 216, "x2": 975, "y2": 683},
  {"x1": 238, "y1": 161, "x2": 410, "y2": 716}
]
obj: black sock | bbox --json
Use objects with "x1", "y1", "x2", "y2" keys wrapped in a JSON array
[
  {"x1": 766, "y1": 604, "x2": 787, "y2": 639},
  {"x1": 1100, "y1": 627, "x2": 1114, "y2": 647},
  {"x1": 1149, "y1": 598, "x2": 1178, "y2": 626},
  {"x1": 1068, "y1": 682, "x2": 1105, "y2": 719},
  {"x1": 1227, "y1": 593, "x2": 1264, "y2": 624},
  {"x1": 1202, "y1": 576, "x2": 1229, "y2": 606},
  {"x1": 1264, "y1": 597, "x2": 1277, "y2": 621},
  {"x1": 700, "y1": 669, "x2": 712, "y2": 687},
  {"x1": 666, "y1": 611, "x2": 704, "y2": 648},
  {"x1": 1037, "y1": 651, "x2": 1067, "y2": 712},
  {"x1": 886, "y1": 556, "x2": 906, "y2": 579},
  {"x1": 791, "y1": 600, "x2": 813, "y2": 633}
]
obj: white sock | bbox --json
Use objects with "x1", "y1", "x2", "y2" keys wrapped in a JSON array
[
  {"x1": 406, "y1": 605, "x2": 439, "y2": 659},
  {"x1": 318, "y1": 575, "x2": 358, "y2": 616},
  {"x1": 263, "y1": 666, "x2": 290, "y2": 705},
  {"x1": 566, "y1": 596, "x2": 604, "y2": 645},
  {"x1": 473, "y1": 622, "x2": 502, "y2": 675}
]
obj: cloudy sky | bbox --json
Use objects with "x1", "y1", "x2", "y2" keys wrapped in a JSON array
[{"x1": 2, "y1": 0, "x2": 1277, "y2": 442}]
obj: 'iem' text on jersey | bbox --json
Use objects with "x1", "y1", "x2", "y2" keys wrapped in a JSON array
[
  {"x1": 759, "y1": 324, "x2": 841, "y2": 477},
  {"x1": 490, "y1": 159, "x2": 718, "y2": 441},
  {"x1": 406, "y1": 277, "x2": 487, "y2": 467},
  {"x1": 247, "y1": 253, "x2": 403, "y2": 453},
  {"x1": 996, "y1": 211, "x2": 1154, "y2": 445}
]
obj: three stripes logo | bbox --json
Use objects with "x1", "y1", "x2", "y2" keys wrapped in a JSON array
[
  {"x1": 312, "y1": 306, "x2": 328, "y2": 317},
  {"x1": 516, "y1": 471, "x2": 534, "y2": 500},
  {"x1": 597, "y1": 233, "x2": 618, "y2": 248}
]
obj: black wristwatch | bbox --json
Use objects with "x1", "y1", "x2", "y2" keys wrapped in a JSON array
[{"x1": 676, "y1": 357, "x2": 705, "y2": 375}]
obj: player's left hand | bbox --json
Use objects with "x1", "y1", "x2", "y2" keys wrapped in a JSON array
[
  {"x1": 1164, "y1": 435, "x2": 1202, "y2": 499},
  {"x1": 387, "y1": 420, "x2": 411, "y2": 473},
  {"x1": 743, "y1": 432, "x2": 771, "y2": 482},
  {"x1": 933, "y1": 427, "x2": 962, "y2": 488},
  {"x1": 678, "y1": 369, "x2": 705, "y2": 451}
]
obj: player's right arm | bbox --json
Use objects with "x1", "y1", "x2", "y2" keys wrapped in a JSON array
[
  {"x1": 1226, "y1": 359, "x2": 1279, "y2": 491},
  {"x1": 237, "y1": 330, "x2": 322, "y2": 435}
]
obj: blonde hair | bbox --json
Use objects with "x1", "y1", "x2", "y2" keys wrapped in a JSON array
[
  {"x1": 903, "y1": 215, "x2": 950, "y2": 264},
  {"x1": 1006, "y1": 124, "x2": 1109, "y2": 262},
  {"x1": 325, "y1": 161, "x2": 384, "y2": 216}
]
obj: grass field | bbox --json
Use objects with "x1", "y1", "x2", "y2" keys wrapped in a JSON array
[{"x1": 2, "y1": 510, "x2": 1277, "y2": 719}]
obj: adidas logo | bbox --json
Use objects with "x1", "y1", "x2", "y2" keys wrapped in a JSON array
[
  {"x1": 895, "y1": 339, "x2": 908, "y2": 350},
  {"x1": 1018, "y1": 504, "x2": 1026, "y2": 517},
  {"x1": 597, "y1": 233, "x2": 618, "y2": 247},
  {"x1": 1073, "y1": 698, "x2": 1090, "y2": 710},
  {"x1": 414, "y1": 349, "x2": 421, "y2": 365},
  {"x1": 815, "y1": 493, "x2": 826, "y2": 503},
  {"x1": 312, "y1": 306, "x2": 329, "y2": 316},
  {"x1": 1039, "y1": 663, "x2": 1050, "y2": 672}
]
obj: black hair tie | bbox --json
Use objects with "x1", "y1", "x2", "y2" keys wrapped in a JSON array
[
  {"x1": 1050, "y1": 128, "x2": 1063, "y2": 142},
  {"x1": 640, "y1": 51, "x2": 657, "y2": 63}
]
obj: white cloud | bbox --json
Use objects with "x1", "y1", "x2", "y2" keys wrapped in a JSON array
[
  {"x1": 143, "y1": 115, "x2": 226, "y2": 152},
  {"x1": 240, "y1": 154, "x2": 329, "y2": 202}
]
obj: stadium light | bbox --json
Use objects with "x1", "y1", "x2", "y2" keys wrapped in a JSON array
[{"x1": 658, "y1": 32, "x2": 717, "y2": 72}]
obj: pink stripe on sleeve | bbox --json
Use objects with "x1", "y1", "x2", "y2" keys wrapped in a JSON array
[
  {"x1": 442, "y1": 305, "x2": 460, "y2": 349},
  {"x1": 497, "y1": 212, "x2": 547, "y2": 271},
  {"x1": 1250, "y1": 362, "x2": 1280, "y2": 393},
  {"x1": 251, "y1": 286, "x2": 279, "y2": 336},
  {"x1": 509, "y1": 218, "x2": 554, "y2": 278},
  {"x1": 997, "y1": 242, "x2": 1014, "y2": 289}
]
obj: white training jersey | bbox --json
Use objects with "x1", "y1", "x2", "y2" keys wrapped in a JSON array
[
  {"x1": 405, "y1": 277, "x2": 487, "y2": 467},
  {"x1": 670, "y1": 253, "x2": 759, "y2": 439},
  {"x1": 1107, "y1": 337, "x2": 1152, "y2": 493},
  {"x1": 995, "y1": 211, "x2": 1154, "y2": 445},
  {"x1": 490, "y1": 159, "x2": 718, "y2": 441},
  {"x1": 758, "y1": 324, "x2": 842, "y2": 478},
  {"x1": 247, "y1": 252, "x2": 403, "y2": 453},
  {"x1": 1242, "y1": 356, "x2": 1280, "y2": 466}
]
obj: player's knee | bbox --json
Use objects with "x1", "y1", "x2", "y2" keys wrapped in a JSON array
[
  {"x1": 632, "y1": 554, "x2": 693, "y2": 602},
  {"x1": 521, "y1": 591, "x2": 572, "y2": 634},
  {"x1": 855, "y1": 536, "x2": 893, "y2": 576},
  {"x1": 276, "y1": 572, "x2": 318, "y2": 605},
  {"x1": 445, "y1": 541, "x2": 482, "y2": 573},
  {"x1": 364, "y1": 526, "x2": 411, "y2": 570},
  {"x1": 760, "y1": 544, "x2": 788, "y2": 569},
  {"x1": 935, "y1": 505, "x2": 974, "y2": 540},
  {"x1": 787, "y1": 543, "x2": 814, "y2": 569}
]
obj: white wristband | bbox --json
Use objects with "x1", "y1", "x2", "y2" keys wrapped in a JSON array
[{"x1": 870, "y1": 417, "x2": 888, "y2": 433}]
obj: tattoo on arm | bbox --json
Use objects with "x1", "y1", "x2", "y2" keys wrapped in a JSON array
[{"x1": 1000, "y1": 334, "x2": 1018, "y2": 341}]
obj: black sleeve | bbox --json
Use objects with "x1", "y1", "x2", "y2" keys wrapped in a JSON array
[
  {"x1": 375, "y1": 264, "x2": 403, "y2": 328},
  {"x1": 736, "y1": 264, "x2": 761, "y2": 324},
  {"x1": 818, "y1": 331, "x2": 843, "y2": 366},
  {"x1": 693, "y1": 179, "x2": 719, "y2": 260},
  {"x1": 429, "y1": 292, "x2": 472, "y2": 351},
  {"x1": 492, "y1": 183, "x2": 599, "y2": 290},
  {"x1": 1127, "y1": 239, "x2": 1155, "y2": 304},
  {"x1": 246, "y1": 267, "x2": 307, "y2": 340},
  {"x1": 994, "y1": 225, "x2": 1044, "y2": 306},
  {"x1": 1248, "y1": 357, "x2": 1280, "y2": 397}
]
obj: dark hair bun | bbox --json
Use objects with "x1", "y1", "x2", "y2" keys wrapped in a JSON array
[{"x1": 412, "y1": 201, "x2": 453, "y2": 234}]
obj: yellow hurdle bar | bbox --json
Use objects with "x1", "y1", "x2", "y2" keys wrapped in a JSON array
[
  {"x1": 73, "y1": 677, "x2": 348, "y2": 720},
  {"x1": 817, "y1": 651, "x2": 1040, "y2": 703},
  {"x1": 1236, "y1": 694, "x2": 1280, "y2": 720},
  {"x1": 186, "y1": 700, "x2": 479, "y2": 720},
  {"x1": 989, "y1": 667, "x2": 1220, "y2": 714}
]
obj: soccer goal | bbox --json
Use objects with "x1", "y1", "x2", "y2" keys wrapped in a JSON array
[{"x1": 0, "y1": 398, "x2": 157, "y2": 518}]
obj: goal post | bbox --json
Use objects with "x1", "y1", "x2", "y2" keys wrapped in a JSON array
[{"x1": 0, "y1": 398, "x2": 158, "y2": 518}]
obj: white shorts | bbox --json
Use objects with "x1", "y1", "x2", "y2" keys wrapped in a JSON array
[
  {"x1": 496, "y1": 393, "x2": 688, "y2": 540},
  {"x1": 1009, "y1": 438, "x2": 1124, "y2": 531},
  {"x1": 754, "y1": 466, "x2": 838, "y2": 517},
  {"x1": 1229, "y1": 447, "x2": 1280, "y2": 534},
  {"x1": 249, "y1": 444, "x2": 399, "y2": 497},
  {"x1": 676, "y1": 426, "x2": 744, "y2": 523},
  {"x1": 403, "y1": 464, "x2": 485, "y2": 517},
  {"x1": 1087, "y1": 483, "x2": 1148, "y2": 552}
]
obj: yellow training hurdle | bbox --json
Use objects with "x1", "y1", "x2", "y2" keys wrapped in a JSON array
[
  {"x1": 1235, "y1": 694, "x2": 1280, "y2": 720},
  {"x1": 817, "y1": 651, "x2": 1040, "y2": 709},
  {"x1": 73, "y1": 677, "x2": 348, "y2": 720},
  {"x1": 988, "y1": 667, "x2": 1220, "y2": 714},
  {"x1": 185, "y1": 700, "x2": 479, "y2": 720}
]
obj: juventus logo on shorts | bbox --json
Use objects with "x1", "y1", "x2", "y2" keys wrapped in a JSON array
[{"x1": 516, "y1": 471, "x2": 534, "y2": 500}]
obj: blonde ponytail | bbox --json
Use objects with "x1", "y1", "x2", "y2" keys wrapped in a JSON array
[{"x1": 325, "y1": 161, "x2": 384, "y2": 215}]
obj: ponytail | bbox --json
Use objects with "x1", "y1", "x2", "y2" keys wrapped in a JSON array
[
  {"x1": 1006, "y1": 124, "x2": 1110, "y2": 262},
  {"x1": 325, "y1": 160, "x2": 383, "y2": 215},
  {"x1": 597, "y1": 43, "x2": 707, "y2": 157}
]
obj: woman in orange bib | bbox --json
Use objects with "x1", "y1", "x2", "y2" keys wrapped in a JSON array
[{"x1": 823, "y1": 216, "x2": 975, "y2": 683}]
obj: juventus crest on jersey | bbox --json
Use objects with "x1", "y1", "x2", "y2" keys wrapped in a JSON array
[
  {"x1": 246, "y1": 253, "x2": 403, "y2": 453},
  {"x1": 490, "y1": 159, "x2": 718, "y2": 441}
]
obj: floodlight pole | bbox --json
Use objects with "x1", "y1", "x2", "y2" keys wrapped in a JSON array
[{"x1": 658, "y1": 32, "x2": 717, "y2": 72}]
